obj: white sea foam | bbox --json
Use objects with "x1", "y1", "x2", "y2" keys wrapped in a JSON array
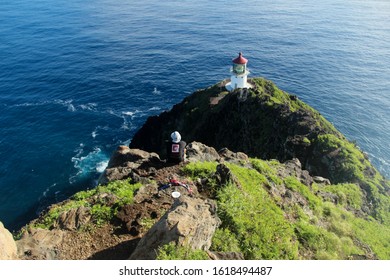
[
  {"x1": 148, "y1": 106, "x2": 161, "y2": 111},
  {"x1": 70, "y1": 145, "x2": 110, "y2": 184},
  {"x1": 53, "y1": 99, "x2": 76, "y2": 112},
  {"x1": 92, "y1": 125, "x2": 109, "y2": 138},
  {"x1": 79, "y1": 103, "x2": 97, "y2": 111},
  {"x1": 122, "y1": 110, "x2": 141, "y2": 117},
  {"x1": 96, "y1": 161, "x2": 109, "y2": 173},
  {"x1": 13, "y1": 99, "x2": 98, "y2": 113}
]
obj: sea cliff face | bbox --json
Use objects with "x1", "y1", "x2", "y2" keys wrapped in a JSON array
[{"x1": 4, "y1": 78, "x2": 390, "y2": 260}]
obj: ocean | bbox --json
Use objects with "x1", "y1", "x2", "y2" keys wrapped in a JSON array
[{"x1": 0, "y1": 0, "x2": 389, "y2": 231}]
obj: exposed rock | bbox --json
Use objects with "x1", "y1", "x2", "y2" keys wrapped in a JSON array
[
  {"x1": 218, "y1": 147, "x2": 249, "y2": 164},
  {"x1": 107, "y1": 146, "x2": 162, "y2": 168},
  {"x1": 16, "y1": 228, "x2": 64, "y2": 260},
  {"x1": 185, "y1": 141, "x2": 220, "y2": 162},
  {"x1": 316, "y1": 190, "x2": 339, "y2": 204},
  {"x1": 281, "y1": 158, "x2": 313, "y2": 187},
  {"x1": 99, "y1": 146, "x2": 165, "y2": 185},
  {"x1": 207, "y1": 251, "x2": 245, "y2": 260},
  {"x1": 55, "y1": 206, "x2": 91, "y2": 230},
  {"x1": 0, "y1": 221, "x2": 18, "y2": 260},
  {"x1": 214, "y1": 163, "x2": 242, "y2": 189},
  {"x1": 313, "y1": 176, "x2": 331, "y2": 185},
  {"x1": 129, "y1": 196, "x2": 221, "y2": 259}
]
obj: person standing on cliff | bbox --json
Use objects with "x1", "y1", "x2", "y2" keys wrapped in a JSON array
[{"x1": 166, "y1": 131, "x2": 186, "y2": 163}]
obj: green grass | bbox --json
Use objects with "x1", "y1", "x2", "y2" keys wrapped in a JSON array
[
  {"x1": 183, "y1": 160, "x2": 390, "y2": 259},
  {"x1": 156, "y1": 242, "x2": 209, "y2": 260},
  {"x1": 33, "y1": 180, "x2": 142, "y2": 229},
  {"x1": 217, "y1": 164, "x2": 298, "y2": 259},
  {"x1": 182, "y1": 161, "x2": 218, "y2": 179},
  {"x1": 314, "y1": 134, "x2": 378, "y2": 184},
  {"x1": 323, "y1": 183, "x2": 363, "y2": 210}
]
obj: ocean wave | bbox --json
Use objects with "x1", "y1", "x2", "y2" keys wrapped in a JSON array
[
  {"x1": 91, "y1": 125, "x2": 109, "y2": 139},
  {"x1": 11, "y1": 99, "x2": 98, "y2": 113},
  {"x1": 69, "y1": 144, "x2": 109, "y2": 184},
  {"x1": 79, "y1": 103, "x2": 98, "y2": 111},
  {"x1": 147, "y1": 106, "x2": 161, "y2": 111},
  {"x1": 122, "y1": 110, "x2": 142, "y2": 117}
]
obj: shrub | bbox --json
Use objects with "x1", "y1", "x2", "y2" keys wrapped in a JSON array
[
  {"x1": 182, "y1": 161, "x2": 218, "y2": 179},
  {"x1": 33, "y1": 180, "x2": 141, "y2": 229},
  {"x1": 211, "y1": 228, "x2": 241, "y2": 253},
  {"x1": 156, "y1": 242, "x2": 209, "y2": 260}
]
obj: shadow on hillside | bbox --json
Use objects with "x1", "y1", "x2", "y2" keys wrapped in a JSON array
[{"x1": 88, "y1": 238, "x2": 141, "y2": 260}]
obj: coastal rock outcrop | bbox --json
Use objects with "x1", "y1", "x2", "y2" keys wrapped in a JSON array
[
  {"x1": 99, "y1": 146, "x2": 164, "y2": 185},
  {"x1": 129, "y1": 196, "x2": 220, "y2": 260},
  {"x1": 16, "y1": 228, "x2": 64, "y2": 260},
  {"x1": 0, "y1": 221, "x2": 18, "y2": 260}
]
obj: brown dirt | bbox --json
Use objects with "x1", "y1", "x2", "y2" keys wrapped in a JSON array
[{"x1": 56, "y1": 224, "x2": 139, "y2": 260}]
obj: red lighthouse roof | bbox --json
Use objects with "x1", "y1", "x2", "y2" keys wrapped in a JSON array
[{"x1": 232, "y1": 52, "x2": 248, "y2": 64}]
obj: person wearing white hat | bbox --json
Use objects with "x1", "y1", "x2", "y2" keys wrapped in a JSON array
[{"x1": 166, "y1": 131, "x2": 186, "y2": 163}]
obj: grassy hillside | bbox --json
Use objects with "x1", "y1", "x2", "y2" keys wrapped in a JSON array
[{"x1": 180, "y1": 160, "x2": 390, "y2": 260}]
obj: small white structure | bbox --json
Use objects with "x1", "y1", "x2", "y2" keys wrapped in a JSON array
[{"x1": 225, "y1": 52, "x2": 253, "y2": 91}]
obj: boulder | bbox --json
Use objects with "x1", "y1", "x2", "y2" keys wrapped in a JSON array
[
  {"x1": 16, "y1": 228, "x2": 64, "y2": 260},
  {"x1": 282, "y1": 158, "x2": 313, "y2": 187},
  {"x1": 129, "y1": 196, "x2": 221, "y2": 259},
  {"x1": 214, "y1": 163, "x2": 242, "y2": 189},
  {"x1": 55, "y1": 206, "x2": 91, "y2": 230},
  {"x1": 185, "y1": 142, "x2": 220, "y2": 162},
  {"x1": 99, "y1": 146, "x2": 164, "y2": 184},
  {"x1": 313, "y1": 176, "x2": 331, "y2": 185},
  {"x1": 0, "y1": 221, "x2": 18, "y2": 260},
  {"x1": 107, "y1": 146, "x2": 162, "y2": 168},
  {"x1": 218, "y1": 147, "x2": 249, "y2": 164}
]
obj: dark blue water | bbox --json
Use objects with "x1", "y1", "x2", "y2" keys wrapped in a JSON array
[{"x1": 1, "y1": 0, "x2": 389, "y2": 231}]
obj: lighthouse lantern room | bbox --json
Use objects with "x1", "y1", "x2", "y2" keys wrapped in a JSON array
[{"x1": 226, "y1": 52, "x2": 252, "y2": 91}]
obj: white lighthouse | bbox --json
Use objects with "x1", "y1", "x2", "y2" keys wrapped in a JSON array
[{"x1": 226, "y1": 52, "x2": 252, "y2": 91}]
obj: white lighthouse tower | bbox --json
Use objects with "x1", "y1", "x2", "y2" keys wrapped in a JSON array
[{"x1": 226, "y1": 52, "x2": 252, "y2": 91}]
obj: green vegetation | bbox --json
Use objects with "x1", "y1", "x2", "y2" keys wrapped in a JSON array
[
  {"x1": 180, "y1": 159, "x2": 390, "y2": 259},
  {"x1": 323, "y1": 183, "x2": 363, "y2": 210},
  {"x1": 314, "y1": 134, "x2": 369, "y2": 183},
  {"x1": 33, "y1": 180, "x2": 141, "y2": 229},
  {"x1": 217, "y1": 165, "x2": 298, "y2": 259},
  {"x1": 182, "y1": 161, "x2": 218, "y2": 179},
  {"x1": 156, "y1": 242, "x2": 209, "y2": 260},
  {"x1": 313, "y1": 134, "x2": 390, "y2": 224}
]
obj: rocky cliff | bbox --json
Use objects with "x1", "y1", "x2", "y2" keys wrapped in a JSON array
[
  {"x1": 3, "y1": 78, "x2": 390, "y2": 260},
  {"x1": 130, "y1": 78, "x2": 390, "y2": 222}
]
